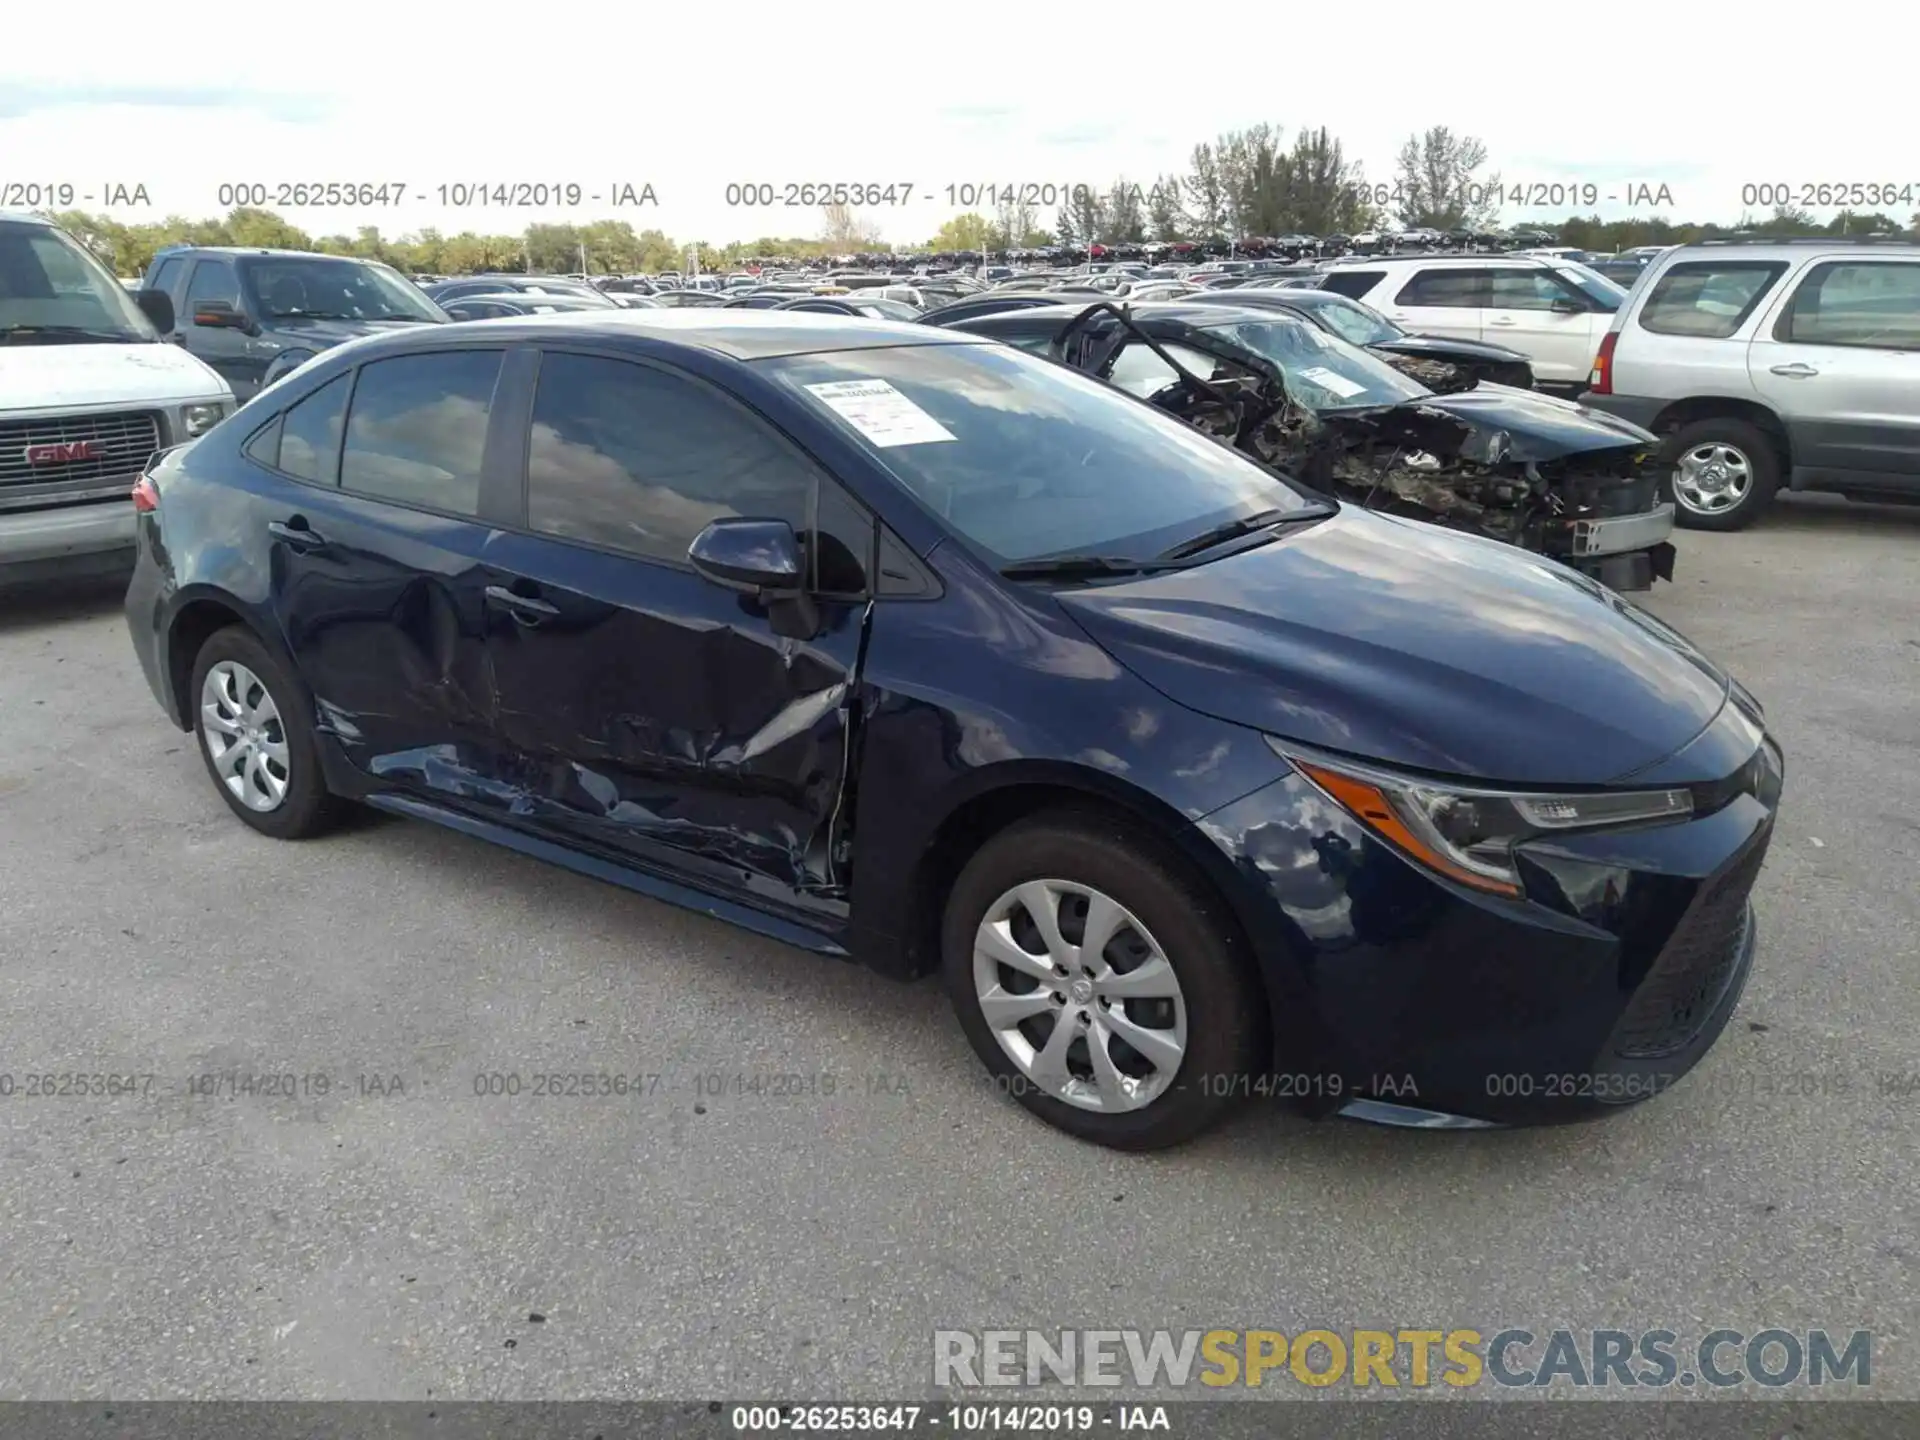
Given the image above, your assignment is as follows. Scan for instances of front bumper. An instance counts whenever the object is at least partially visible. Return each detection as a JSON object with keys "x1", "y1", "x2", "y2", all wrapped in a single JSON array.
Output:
[
  {"x1": 1196, "y1": 739, "x2": 1779, "y2": 1127},
  {"x1": 0, "y1": 498, "x2": 136, "y2": 573},
  {"x1": 1571, "y1": 501, "x2": 1675, "y2": 558}
]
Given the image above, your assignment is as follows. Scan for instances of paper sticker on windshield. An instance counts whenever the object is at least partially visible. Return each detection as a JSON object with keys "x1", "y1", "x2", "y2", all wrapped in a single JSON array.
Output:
[
  {"x1": 805, "y1": 379, "x2": 956, "y2": 447},
  {"x1": 1299, "y1": 366, "x2": 1367, "y2": 400}
]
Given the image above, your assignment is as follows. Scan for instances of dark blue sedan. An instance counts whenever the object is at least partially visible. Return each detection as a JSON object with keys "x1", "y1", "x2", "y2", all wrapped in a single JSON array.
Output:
[{"x1": 123, "y1": 309, "x2": 1782, "y2": 1149}]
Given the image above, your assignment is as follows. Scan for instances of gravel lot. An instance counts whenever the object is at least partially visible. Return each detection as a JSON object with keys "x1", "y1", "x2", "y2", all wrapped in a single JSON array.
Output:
[{"x1": 1, "y1": 494, "x2": 1915, "y2": 1402}]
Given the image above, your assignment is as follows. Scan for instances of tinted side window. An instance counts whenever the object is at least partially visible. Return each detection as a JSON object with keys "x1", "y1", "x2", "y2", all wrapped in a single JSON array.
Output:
[
  {"x1": 1638, "y1": 262, "x2": 1786, "y2": 339},
  {"x1": 147, "y1": 257, "x2": 183, "y2": 298},
  {"x1": 1488, "y1": 271, "x2": 1570, "y2": 311},
  {"x1": 1778, "y1": 261, "x2": 1920, "y2": 349},
  {"x1": 1316, "y1": 269, "x2": 1385, "y2": 299},
  {"x1": 813, "y1": 480, "x2": 874, "y2": 596},
  {"x1": 279, "y1": 373, "x2": 352, "y2": 483},
  {"x1": 1395, "y1": 269, "x2": 1490, "y2": 307},
  {"x1": 525, "y1": 352, "x2": 811, "y2": 564},
  {"x1": 339, "y1": 351, "x2": 502, "y2": 514},
  {"x1": 184, "y1": 259, "x2": 240, "y2": 312}
]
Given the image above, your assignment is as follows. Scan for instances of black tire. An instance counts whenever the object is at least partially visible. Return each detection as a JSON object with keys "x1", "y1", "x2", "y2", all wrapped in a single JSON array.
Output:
[
  {"x1": 189, "y1": 625, "x2": 340, "y2": 839},
  {"x1": 1662, "y1": 417, "x2": 1781, "y2": 532},
  {"x1": 942, "y1": 811, "x2": 1264, "y2": 1151}
]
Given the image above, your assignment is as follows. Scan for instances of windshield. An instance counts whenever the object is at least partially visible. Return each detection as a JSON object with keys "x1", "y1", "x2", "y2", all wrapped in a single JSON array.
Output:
[
  {"x1": 1554, "y1": 264, "x2": 1628, "y2": 312},
  {"x1": 762, "y1": 342, "x2": 1324, "y2": 565},
  {"x1": 242, "y1": 257, "x2": 447, "y2": 322},
  {"x1": 1297, "y1": 293, "x2": 1400, "y2": 346},
  {"x1": 0, "y1": 220, "x2": 158, "y2": 341},
  {"x1": 1201, "y1": 318, "x2": 1430, "y2": 409}
]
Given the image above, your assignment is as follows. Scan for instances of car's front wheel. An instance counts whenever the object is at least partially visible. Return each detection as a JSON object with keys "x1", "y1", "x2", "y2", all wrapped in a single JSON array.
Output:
[
  {"x1": 1664, "y1": 418, "x2": 1781, "y2": 531},
  {"x1": 190, "y1": 626, "x2": 340, "y2": 839},
  {"x1": 942, "y1": 812, "x2": 1264, "y2": 1150}
]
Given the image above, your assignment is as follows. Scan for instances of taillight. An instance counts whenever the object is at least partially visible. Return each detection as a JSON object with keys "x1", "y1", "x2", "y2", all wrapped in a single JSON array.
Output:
[
  {"x1": 1589, "y1": 330, "x2": 1619, "y2": 394},
  {"x1": 131, "y1": 474, "x2": 159, "y2": 513}
]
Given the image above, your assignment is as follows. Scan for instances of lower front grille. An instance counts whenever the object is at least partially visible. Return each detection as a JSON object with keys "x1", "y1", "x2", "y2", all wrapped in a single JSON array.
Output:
[
  {"x1": 1613, "y1": 839, "x2": 1768, "y2": 1060},
  {"x1": 0, "y1": 410, "x2": 163, "y2": 501}
]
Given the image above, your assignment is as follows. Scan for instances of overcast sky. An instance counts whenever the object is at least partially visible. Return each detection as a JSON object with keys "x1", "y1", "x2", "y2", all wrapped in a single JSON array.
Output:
[{"x1": 3, "y1": 3, "x2": 1907, "y2": 245}]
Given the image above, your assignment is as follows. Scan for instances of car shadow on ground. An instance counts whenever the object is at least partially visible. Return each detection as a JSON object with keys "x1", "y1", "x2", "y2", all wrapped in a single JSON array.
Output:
[
  {"x1": 1757, "y1": 492, "x2": 1920, "y2": 533},
  {"x1": 0, "y1": 573, "x2": 131, "y2": 634},
  {"x1": 350, "y1": 809, "x2": 1666, "y2": 1178}
]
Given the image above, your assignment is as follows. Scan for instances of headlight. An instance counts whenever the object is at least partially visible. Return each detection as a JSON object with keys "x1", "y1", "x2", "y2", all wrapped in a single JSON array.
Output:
[
  {"x1": 181, "y1": 401, "x2": 228, "y2": 437},
  {"x1": 1270, "y1": 739, "x2": 1692, "y2": 898}
]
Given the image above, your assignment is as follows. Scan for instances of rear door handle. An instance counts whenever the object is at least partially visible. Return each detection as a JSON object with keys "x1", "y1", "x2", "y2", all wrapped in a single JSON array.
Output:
[
  {"x1": 267, "y1": 519, "x2": 326, "y2": 550},
  {"x1": 1769, "y1": 362, "x2": 1818, "y2": 377},
  {"x1": 485, "y1": 584, "x2": 559, "y2": 620}
]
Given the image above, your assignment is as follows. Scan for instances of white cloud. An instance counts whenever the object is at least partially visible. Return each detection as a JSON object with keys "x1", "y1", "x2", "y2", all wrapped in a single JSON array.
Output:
[{"x1": 2, "y1": 1, "x2": 1909, "y2": 245}]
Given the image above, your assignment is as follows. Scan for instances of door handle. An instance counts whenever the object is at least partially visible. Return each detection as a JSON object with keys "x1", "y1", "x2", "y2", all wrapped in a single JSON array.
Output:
[
  {"x1": 1769, "y1": 362, "x2": 1818, "y2": 377},
  {"x1": 484, "y1": 584, "x2": 559, "y2": 621},
  {"x1": 1487, "y1": 316, "x2": 1516, "y2": 326},
  {"x1": 267, "y1": 518, "x2": 326, "y2": 550}
]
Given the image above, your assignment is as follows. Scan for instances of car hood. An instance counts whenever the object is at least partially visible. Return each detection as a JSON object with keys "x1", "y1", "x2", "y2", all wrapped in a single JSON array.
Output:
[
  {"x1": 1056, "y1": 506, "x2": 1731, "y2": 786},
  {"x1": 0, "y1": 341, "x2": 232, "y2": 411},
  {"x1": 1369, "y1": 332, "x2": 1532, "y2": 366},
  {"x1": 1343, "y1": 385, "x2": 1659, "y2": 461},
  {"x1": 267, "y1": 316, "x2": 444, "y2": 349}
]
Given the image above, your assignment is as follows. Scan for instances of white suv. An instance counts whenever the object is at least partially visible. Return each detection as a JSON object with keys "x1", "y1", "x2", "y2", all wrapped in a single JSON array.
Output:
[
  {"x1": 1312, "y1": 254, "x2": 1628, "y2": 391},
  {"x1": 1582, "y1": 238, "x2": 1920, "y2": 529}
]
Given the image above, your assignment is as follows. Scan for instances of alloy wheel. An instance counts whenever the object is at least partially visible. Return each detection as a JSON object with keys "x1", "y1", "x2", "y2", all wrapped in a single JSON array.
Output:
[
  {"x1": 200, "y1": 661, "x2": 291, "y2": 813},
  {"x1": 1673, "y1": 442, "x2": 1753, "y2": 517},
  {"x1": 972, "y1": 879, "x2": 1189, "y2": 1113}
]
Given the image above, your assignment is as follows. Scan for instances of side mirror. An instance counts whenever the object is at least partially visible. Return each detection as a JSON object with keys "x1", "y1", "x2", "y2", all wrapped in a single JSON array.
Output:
[
  {"x1": 135, "y1": 289, "x2": 175, "y2": 333},
  {"x1": 193, "y1": 299, "x2": 251, "y2": 330},
  {"x1": 688, "y1": 517, "x2": 804, "y2": 594},
  {"x1": 1551, "y1": 296, "x2": 1585, "y2": 315}
]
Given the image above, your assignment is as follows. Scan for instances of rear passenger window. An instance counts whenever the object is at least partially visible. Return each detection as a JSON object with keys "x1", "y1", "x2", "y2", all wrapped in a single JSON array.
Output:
[
  {"x1": 339, "y1": 351, "x2": 502, "y2": 515},
  {"x1": 1638, "y1": 262, "x2": 1786, "y2": 339},
  {"x1": 279, "y1": 373, "x2": 351, "y2": 483},
  {"x1": 525, "y1": 352, "x2": 812, "y2": 564},
  {"x1": 1778, "y1": 261, "x2": 1920, "y2": 349},
  {"x1": 1313, "y1": 270, "x2": 1383, "y2": 299},
  {"x1": 1395, "y1": 270, "x2": 1490, "y2": 307}
]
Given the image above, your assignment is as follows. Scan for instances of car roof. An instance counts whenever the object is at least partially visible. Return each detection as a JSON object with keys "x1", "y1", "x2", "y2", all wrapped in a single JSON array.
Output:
[
  {"x1": 375, "y1": 307, "x2": 992, "y2": 360},
  {"x1": 958, "y1": 300, "x2": 1300, "y2": 332},
  {"x1": 446, "y1": 292, "x2": 604, "y2": 307},
  {"x1": 156, "y1": 246, "x2": 378, "y2": 262}
]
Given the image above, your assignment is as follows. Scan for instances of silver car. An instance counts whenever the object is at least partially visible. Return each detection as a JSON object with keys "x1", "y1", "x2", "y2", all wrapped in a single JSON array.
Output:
[{"x1": 1581, "y1": 238, "x2": 1920, "y2": 529}]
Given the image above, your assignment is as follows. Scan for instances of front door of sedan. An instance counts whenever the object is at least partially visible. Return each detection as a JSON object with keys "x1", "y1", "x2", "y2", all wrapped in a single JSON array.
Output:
[
  {"x1": 1748, "y1": 257, "x2": 1920, "y2": 488},
  {"x1": 249, "y1": 348, "x2": 512, "y2": 796},
  {"x1": 476, "y1": 347, "x2": 879, "y2": 920}
]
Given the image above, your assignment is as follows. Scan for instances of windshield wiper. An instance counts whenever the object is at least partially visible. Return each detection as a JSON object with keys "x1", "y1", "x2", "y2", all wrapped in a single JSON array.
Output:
[
  {"x1": 999, "y1": 554, "x2": 1188, "y2": 580},
  {"x1": 1, "y1": 325, "x2": 141, "y2": 345},
  {"x1": 1156, "y1": 506, "x2": 1328, "y2": 561}
]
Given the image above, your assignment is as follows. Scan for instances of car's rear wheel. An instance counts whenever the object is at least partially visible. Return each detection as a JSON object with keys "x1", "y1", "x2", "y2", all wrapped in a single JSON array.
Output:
[
  {"x1": 1664, "y1": 418, "x2": 1780, "y2": 531},
  {"x1": 942, "y1": 813, "x2": 1263, "y2": 1150},
  {"x1": 190, "y1": 626, "x2": 339, "y2": 839}
]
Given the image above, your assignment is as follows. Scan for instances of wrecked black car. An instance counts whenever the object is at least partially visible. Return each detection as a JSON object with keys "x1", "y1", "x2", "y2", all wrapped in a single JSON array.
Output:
[
  {"x1": 945, "y1": 301, "x2": 1677, "y2": 590},
  {"x1": 1176, "y1": 286, "x2": 1537, "y2": 393}
]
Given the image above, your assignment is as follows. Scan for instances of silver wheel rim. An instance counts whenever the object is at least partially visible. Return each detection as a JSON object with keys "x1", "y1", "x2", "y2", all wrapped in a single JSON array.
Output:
[
  {"x1": 972, "y1": 879, "x2": 1189, "y2": 1113},
  {"x1": 200, "y1": 661, "x2": 291, "y2": 813},
  {"x1": 1673, "y1": 442, "x2": 1753, "y2": 516}
]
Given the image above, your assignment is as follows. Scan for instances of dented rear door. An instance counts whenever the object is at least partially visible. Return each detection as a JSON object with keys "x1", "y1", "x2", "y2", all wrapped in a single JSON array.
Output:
[
  {"x1": 268, "y1": 347, "x2": 513, "y2": 792},
  {"x1": 475, "y1": 348, "x2": 872, "y2": 920}
]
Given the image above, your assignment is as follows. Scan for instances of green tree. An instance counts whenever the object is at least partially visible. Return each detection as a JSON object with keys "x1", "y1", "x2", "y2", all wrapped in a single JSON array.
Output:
[{"x1": 1393, "y1": 126, "x2": 1500, "y2": 228}]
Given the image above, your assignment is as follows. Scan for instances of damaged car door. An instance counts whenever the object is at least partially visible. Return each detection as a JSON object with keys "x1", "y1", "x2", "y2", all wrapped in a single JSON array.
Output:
[
  {"x1": 263, "y1": 350, "x2": 508, "y2": 787},
  {"x1": 475, "y1": 347, "x2": 873, "y2": 921}
]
